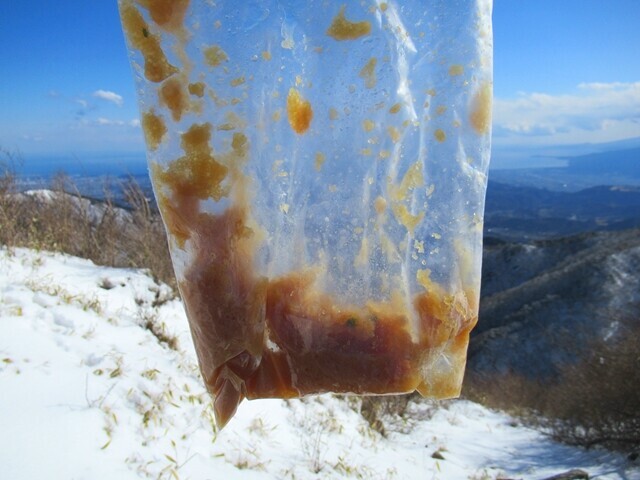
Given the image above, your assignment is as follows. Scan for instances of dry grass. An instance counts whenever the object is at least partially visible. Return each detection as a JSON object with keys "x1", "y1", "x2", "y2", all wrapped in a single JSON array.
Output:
[
  {"x1": 0, "y1": 151, "x2": 176, "y2": 291},
  {"x1": 356, "y1": 393, "x2": 442, "y2": 437}
]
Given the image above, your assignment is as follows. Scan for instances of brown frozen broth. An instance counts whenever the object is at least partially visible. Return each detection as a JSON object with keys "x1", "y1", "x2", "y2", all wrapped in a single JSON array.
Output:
[
  {"x1": 154, "y1": 156, "x2": 476, "y2": 425},
  {"x1": 148, "y1": 119, "x2": 477, "y2": 426},
  {"x1": 123, "y1": 0, "x2": 482, "y2": 428}
]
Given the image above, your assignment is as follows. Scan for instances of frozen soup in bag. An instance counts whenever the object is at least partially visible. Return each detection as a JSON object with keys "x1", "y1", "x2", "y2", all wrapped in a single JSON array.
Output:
[{"x1": 119, "y1": 0, "x2": 493, "y2": 428}]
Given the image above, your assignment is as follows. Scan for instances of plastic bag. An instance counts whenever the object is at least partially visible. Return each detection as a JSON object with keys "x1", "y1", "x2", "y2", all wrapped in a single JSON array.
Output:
[{"x1": 119, "y1": 0, "x2": 493, "y2": 428}]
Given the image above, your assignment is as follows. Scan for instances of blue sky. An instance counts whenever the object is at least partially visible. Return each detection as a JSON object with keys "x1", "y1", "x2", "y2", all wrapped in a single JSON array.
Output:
[{"x1": 0, "y1": 1, "x2": 639, "y2": 164}]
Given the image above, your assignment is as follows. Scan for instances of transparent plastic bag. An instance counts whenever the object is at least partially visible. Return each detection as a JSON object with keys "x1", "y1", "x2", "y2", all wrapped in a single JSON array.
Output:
[{"x1": 119, "y1": 0, "x2": 493, "y2": 428}]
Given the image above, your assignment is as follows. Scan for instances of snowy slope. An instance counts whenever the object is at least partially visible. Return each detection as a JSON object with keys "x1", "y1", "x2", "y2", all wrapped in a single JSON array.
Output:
[{"x1": 0, "y1": 247, "x2": 637, "y2": 480}]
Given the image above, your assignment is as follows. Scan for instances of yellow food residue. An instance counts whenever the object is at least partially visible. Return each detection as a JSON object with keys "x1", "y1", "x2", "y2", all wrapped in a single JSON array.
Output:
[
  {"x1": 388, "y1": 161, "x2": 425, "y2": 234},
  {"x1": 434, "y1": 129, "x2": 446, "y2": 142},
  {"x1": 119, "y1": 2, "x2": 177, "y2": 83},
  {"x1": 135, "y1": 0, "x2": 189, "y2": 34},
  {"x1": 392, "y1": 204, "x2": 424, "y2": 234},
  {"x1": 315, "y1": 152, "x2": 326, "y2": 171},
  {"x1": 141, "y1": 110, "x2": 167, "y2": 151},
  {"x1": 231, "y1": 132, "x2": 248, "y2": 157},
  {"x1": 374, "y1": 196, "x2": 387, "y2": 214},
  {"x1": 286, "y1": 88, "x2": 313, "y2": 135},
  {"x1": 354, "y1": 237, "x2": 369, "y2": 268},
  {"x1": 327, "y1": 5, "x2": 371, "y2": 41},
  {"x1": 389, "y1": 103, "x2": 401, "y2": 114},
  {"x1": 188, "y1": 82, "x2": 205, "y2": 97},
  {"x1": 470, "y1": 82, "x2": 492, "y2": 134},
  {"x1": 392, "y1": 162, "x2": 425, "y2": 198},
  {"x1": 449, "y1": 64, "x2": 464, "y2": 76},
  {"x1": 154, "y1": 123, "x2": 228, "y2": 203},
  {"x1": 159, "y1": 76, "x2": 189, "y2": 121},
  {"x1": 359, "y1": 58, "x2": 377, "y2": 89},
  {"x1": 387, "y1": 126, "x2": 401, "y2": 143},
  {"x1": 204, "y1": 45, "x2": 228, "y2": 67},
  {"x1": 417, "y1": 268, "x2": 435, "y2": 291}
]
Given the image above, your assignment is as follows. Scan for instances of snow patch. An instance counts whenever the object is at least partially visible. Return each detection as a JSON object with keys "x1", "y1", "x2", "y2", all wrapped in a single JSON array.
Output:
[{"x1": 0, "y1": 247, "x2": 637, "y2": 479}]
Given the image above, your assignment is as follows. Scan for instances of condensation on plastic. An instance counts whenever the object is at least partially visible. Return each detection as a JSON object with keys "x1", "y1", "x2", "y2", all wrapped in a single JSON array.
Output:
[{"x1": 119, "y1": 0, "x2": 493, "y2": 428}]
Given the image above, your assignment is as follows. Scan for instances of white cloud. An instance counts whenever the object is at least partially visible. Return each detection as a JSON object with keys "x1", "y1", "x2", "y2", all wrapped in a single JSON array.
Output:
[
  {"x1": 93, "y1": 90, "x2": 124, "y2": 107},
  {"x1": 95, "y1": 117, "x2": 141, "y2": 128},
  {"x1": 96, "y1": 117, "x2": 125, "y2": 126},
  {"x1": 22, "y1": 134, "x2": 44, "y2": 142},
  {"x1": 577, "y1": 82, "x2": 633, "y2": 91},
  {"x1": 493, "y1": 82, "x2": 640, "y2": 146}
]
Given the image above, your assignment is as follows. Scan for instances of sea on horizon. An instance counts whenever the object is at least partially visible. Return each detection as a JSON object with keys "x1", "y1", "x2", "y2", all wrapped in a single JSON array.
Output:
[
  {"x1": 10, "y1": 152, "x2": 148, "y2": 178},
  {"x1": 6, "y1": 152, "x2": 152, "y2": 205}
]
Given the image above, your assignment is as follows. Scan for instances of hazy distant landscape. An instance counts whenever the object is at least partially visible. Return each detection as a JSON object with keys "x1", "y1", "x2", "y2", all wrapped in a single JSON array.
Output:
[
  {"x1": 11, "y1": 140, "x2": 640, "y2": 242},
  {"x1": 491, "y1": 140, "x2": 640, "y2": 191}
]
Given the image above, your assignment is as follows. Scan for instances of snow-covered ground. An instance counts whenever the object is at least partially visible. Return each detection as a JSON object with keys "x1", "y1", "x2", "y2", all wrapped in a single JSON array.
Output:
[{"x1": 0, "y1": 247, "x2": 637, "y2": 480}]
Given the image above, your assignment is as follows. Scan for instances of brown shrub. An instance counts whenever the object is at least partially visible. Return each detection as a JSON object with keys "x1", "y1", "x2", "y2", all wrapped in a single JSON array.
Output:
[
  {"x1": 463, "y1": 321, "x2": 640, "y2": 452},
  {"x1": 547, "y1": 323, "x2": 640, "y2": 450},
  {"x1": 0, "y1": 162, "x2": 176, "y2": 292},
  {"x1": 358, "y1": 393, "x2": 437, "y2": 436}
]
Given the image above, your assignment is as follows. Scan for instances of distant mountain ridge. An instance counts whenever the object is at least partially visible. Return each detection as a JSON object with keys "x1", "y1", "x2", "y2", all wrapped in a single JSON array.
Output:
[
  {"x1": 15, "y1": 168, "x2": 640, "y2": 242},
  {"x1": 485, "y1": 181, "x2": 640, "y2": 240},
  {"x1": 565, "y1": 147, "x2": 640, "y2": 177},
  {"x1": 489, "y1": 145, "x2": 640, "y2": 192},
  {"x1": 469, "y1": 228, "x2": 640, "y2": 379}
]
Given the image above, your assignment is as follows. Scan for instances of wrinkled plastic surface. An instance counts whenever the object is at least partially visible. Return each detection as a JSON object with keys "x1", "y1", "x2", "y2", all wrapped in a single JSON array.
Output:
[{"x1": 119, "y1": 0, "x2": 493, "y2": 428}]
